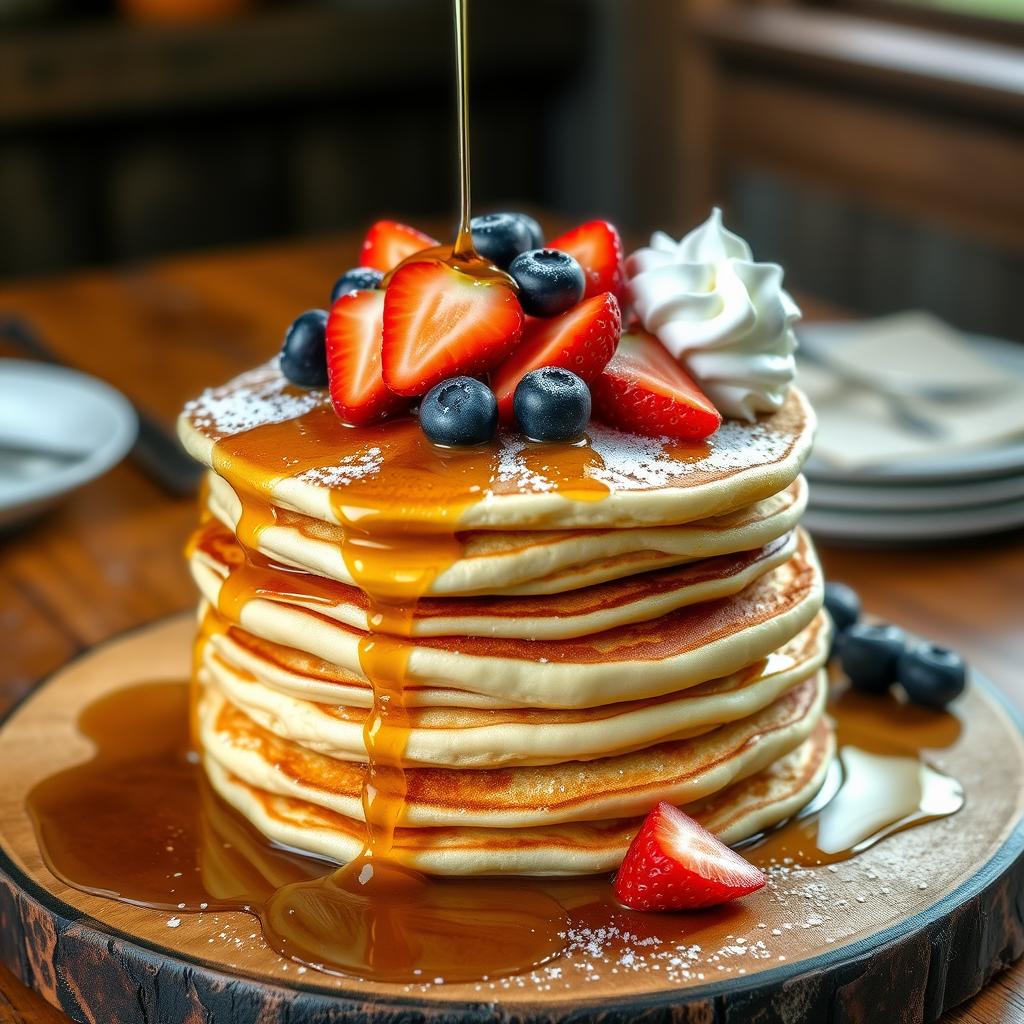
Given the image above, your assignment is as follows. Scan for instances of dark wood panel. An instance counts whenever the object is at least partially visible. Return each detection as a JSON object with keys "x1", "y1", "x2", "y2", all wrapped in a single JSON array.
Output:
[
  {"x1": 690, "y1": 6, "x2": 1024, "y2": 119},
  {"x1": 0, "y1": 3, "x2": 587, "y2": 125},
  {"x1": 719, "y1": 73, "x2": 1024, "y2": 251}
]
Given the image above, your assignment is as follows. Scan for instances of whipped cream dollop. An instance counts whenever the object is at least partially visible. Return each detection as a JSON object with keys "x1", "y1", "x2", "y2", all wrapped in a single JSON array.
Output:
[{"x1": 626, "y1": 208, "x2": 800, "y2": 421}]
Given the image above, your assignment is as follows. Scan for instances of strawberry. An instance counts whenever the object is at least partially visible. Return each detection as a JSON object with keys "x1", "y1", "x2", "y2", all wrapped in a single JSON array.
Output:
[
  {"x1": 360, "y1": 220, "x2": 438, "y2": 273},
  {"x1": 325, "y1": 290, "x2": 407, "y2": 425},
  {"x1": 382, "y1": 261, "x2": 523, "y2": 397},
  {"x1": 491, "y1": 292, "x2": 622, "y2": 423},
  {"x1": 591, "y1": 332, "x2": 722, "y2": 441},
  {"x1": 547, "y1": 220, "x2": 625, "y2": 301},
  {"x1": 615, "y1": 801, "x2": 766, "y2": 912}
]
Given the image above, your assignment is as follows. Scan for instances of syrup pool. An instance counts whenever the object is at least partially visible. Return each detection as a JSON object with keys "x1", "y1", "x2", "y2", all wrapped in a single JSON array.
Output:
[{"x1": 27, "y1": 678, "x2": 965, "y2": 985}]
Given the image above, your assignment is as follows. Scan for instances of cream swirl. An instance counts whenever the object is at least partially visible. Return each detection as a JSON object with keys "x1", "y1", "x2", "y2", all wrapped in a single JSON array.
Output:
[{"x1": 626, "y1": 208, "x2": 800, "y2": 421}]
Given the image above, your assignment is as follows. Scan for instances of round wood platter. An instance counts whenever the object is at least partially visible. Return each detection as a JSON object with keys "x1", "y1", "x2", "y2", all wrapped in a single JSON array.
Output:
[{"x1": 1, "y1": 614, "x2": 1023, "y2": 1024}]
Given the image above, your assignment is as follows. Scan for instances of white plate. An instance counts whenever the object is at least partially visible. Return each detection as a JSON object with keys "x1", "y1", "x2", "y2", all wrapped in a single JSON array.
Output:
[
  {"x1": 804, "y1": 495, "x2": 1024, "y2": 544},
  {"x1": 0, "y1": 360, "x2": 138, "y2": 530},
  {"x1": 808, "y1": 470, "x2": 1024, "y2": 512},
  {"x1": 801, "y1": 326, "x2": 1024, "y2": 484}
]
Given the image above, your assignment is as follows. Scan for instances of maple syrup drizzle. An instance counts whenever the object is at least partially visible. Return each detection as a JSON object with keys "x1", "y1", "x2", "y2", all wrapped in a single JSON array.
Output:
[
  {"x1": 189, "y1": 0, "x2": 605, "y2": 956},
  {"x1": 383, "y1": 0, "x2": 514, "y2": 289},
  {"x1": 452, "y1": 0, "x2": 474, "y2": 261}
]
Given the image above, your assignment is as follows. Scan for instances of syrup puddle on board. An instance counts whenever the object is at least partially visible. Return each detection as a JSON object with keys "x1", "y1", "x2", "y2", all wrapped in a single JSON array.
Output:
[
  {"x1": 740, "y1": 688, "x2": 965, "y2": 868},
  {"x1": 27, "y1": 680, "x2": 965, "y2": 984}
]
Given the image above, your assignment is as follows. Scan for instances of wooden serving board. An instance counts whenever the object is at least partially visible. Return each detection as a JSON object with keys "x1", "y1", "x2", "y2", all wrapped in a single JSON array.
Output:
[{"x1": 1, "y1": 614, "x2": 1023, "y2": 1024}]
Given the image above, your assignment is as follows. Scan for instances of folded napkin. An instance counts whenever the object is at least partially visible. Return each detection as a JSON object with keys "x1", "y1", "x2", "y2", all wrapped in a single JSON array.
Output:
[{"x1": 797, "y1": 312, "x2": 1024, "y2": 470}]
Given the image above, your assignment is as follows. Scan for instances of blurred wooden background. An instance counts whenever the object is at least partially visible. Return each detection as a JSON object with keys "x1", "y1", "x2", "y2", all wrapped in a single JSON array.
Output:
[{"x1": 0, "y1": 0, "x2": 1022, "y2": 339}]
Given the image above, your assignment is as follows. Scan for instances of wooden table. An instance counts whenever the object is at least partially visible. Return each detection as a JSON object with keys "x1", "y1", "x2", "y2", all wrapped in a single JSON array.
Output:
[{"x1": 0, "y1": 231, "x2": 1021, "y2": 1024}]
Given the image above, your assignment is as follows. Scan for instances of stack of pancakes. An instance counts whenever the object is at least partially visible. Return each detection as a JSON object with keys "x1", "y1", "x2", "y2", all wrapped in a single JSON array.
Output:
[{"x1": 179, "y1": 363, "x2": 832, "y2": 875}]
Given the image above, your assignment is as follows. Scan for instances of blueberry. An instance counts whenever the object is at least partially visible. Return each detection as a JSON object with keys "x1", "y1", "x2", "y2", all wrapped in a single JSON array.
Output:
[
  {"x1": 331, "y1": 266, "x2": 384, "y2": 304},
  {"x1": 898, "y1": 642, "x2": 967, "y2": 709},
  {"x1": 419, "y1": 377, "x2": 497, "y2": 447},
  {"x1": 470, "y1": 213, "x2": 533, "y2": 269},
  {"x1": 823, "y1": 581, "x2": 861, "y2": 657},
  {"x1": 514, "y1": 367, "x2": 591, "y2": 442},
  {"x1": 509, "y1": 249, "x2": 585, "y2": 318},
  {"x1": 513, "y1": 212, "x2": 545, "y2": 249},
  {"x1": 280, "y1": 310, "x2": 329, "y2": 388},
  {"x1": 839, "y1": 623, "x2": 907, "y2": 694}
]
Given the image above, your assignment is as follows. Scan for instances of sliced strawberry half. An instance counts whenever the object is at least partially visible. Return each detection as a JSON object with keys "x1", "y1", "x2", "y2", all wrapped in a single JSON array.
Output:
[
  {"x1": 382, "y1": 261, "x2": 524, "y2": 397},
  {"x1": 360, "y1": 220, "x2": 438, "y2": 273},
  {"x1": 491, "y1": 292, "x2": 622, "y2": 423},
  {"x1": 591, "y1": 332, "x2": 722, "y2": 441},
  {"x1": 547, "y1": 220, "x2": 625, "y2": 301},
  {"x1": 325, "y1": 290, "x2": 407, "y2": 426},
  {"x1": 615, "y1": 802, "x2": 766, "y2": 912}
]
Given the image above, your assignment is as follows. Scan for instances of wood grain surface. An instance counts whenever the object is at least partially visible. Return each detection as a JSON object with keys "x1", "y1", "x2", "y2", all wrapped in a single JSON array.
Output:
[{"x1": 0, "y1": 228, "x2": 1022, "y2": 1022}]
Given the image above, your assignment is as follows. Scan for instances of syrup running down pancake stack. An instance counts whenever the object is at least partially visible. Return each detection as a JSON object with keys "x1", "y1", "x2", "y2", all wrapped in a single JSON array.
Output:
[{"x1": 178, "y1": 362, "x2": 831, "y2": 876}]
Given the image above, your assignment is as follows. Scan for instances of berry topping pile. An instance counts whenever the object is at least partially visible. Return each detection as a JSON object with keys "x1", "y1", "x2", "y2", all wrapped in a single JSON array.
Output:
[
  {"x1": 278, "y1": 213, "x2": 724, "y2": 446},
  {"x1": 824, "y1": 581, "x2": 968, "y2": 709}
]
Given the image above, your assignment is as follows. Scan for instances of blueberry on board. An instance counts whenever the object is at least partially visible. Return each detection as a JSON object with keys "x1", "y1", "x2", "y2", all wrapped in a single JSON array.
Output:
[
  {"x1": 898, "y1": 642, "x2": 967, "y2": 709},
  {"x1": 331, "y1": 267, "x2": 384, "y2": 304},
  {"x1": 508, "y1": 249, "x2": 586, "y2": 318},
  {"x1": 513, "y1": 367, "x2": 591, "y2": 443},
  {"x1": 419, "y1": 376, "x2": 498, "y2": 447},
  {"x1": 280, "y1": 310, "x2": 329, "y2": 388},
  {"x1": 823, "y1": 580, "x2": 862, "y2": 657},
  {"x1": 470, "y1": 213, "x2": 534, "y2": 269},
  {"x1": 839, "y1": 622, "x2": 907, "y2": 694}
]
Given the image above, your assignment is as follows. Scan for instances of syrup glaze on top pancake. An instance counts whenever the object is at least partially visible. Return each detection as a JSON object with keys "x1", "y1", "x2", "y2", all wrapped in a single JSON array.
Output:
[{"x1": 179, "y1": 362, "x2": 815, "y2": 533}]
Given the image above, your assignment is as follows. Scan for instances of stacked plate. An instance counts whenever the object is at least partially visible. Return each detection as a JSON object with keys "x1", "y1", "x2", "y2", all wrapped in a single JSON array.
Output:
[{"x1": 799, "y1": 324, "x2": 1024, "y2": 544}]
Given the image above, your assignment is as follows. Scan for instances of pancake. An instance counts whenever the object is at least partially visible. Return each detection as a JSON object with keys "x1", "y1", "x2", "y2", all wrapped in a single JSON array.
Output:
[
  {"x1": 202, "y1": 716, "x2": 834, "y2": 876},
  {"x1": 199, "y1": 670, "x2": 826, "y2": 829},
  {"x1": 203, "y1": 472, "x2": 808, "y2": 597},
  {"x1": 181, "y1": 361, "x2": 830, "y2": 879},
  {"x1": 201, "y1": 613, "x2": 829, "y2": 767},
  {"x1": 191, "y1": 519, "x2": 799, "y2": 640},
  {"x1": 192, "y1": 529, "x2": 823, "y2": 709},
  {"x1": 179, "y1": 362, "x2": 815, "y2": 532}
]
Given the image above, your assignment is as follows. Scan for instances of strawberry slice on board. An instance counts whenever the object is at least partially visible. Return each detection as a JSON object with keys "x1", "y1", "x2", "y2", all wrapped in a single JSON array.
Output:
[
  {"x1": 615, "y1": 801, "x2": 766, "y2": 912},
  {"x1": 491, "y1": 292, "x2": 622, "y2": 423},
  {"x1": 382, "y1": 261, "x2": 524, "y2": 397},
  {"x1": 325, "y1": 290, "x2": 408, "y2": 426},
  {"x1": 547, "y1": 220, "x2": 625, "y2": 302},
  {"x1": 591, "y1": 332, "x2": 722, "y2": 441},
  {"x1": 360, "y1": 220, "x2": 439, "y2": 273}
]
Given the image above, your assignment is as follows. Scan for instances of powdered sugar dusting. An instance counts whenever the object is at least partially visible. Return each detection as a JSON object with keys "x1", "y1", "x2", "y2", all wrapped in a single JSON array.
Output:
[
  {"x1": 185, "y1": 361, "x2": 325, "y2": 438},
  {"x1": 495, "y1": 436, "x2": 557, "y2": 493},
  {"x1": 297, "y1": 447, "x2": 384, "y2": 488},
  {"x1": 587, "y1": 421, "x2": 791, "y2": 490},
  {"x1": 186, "y1": 362, "x2": 798, "y2": 498},
  {"x1": 388, "y1": 850, "x2": 946, "y2": 996},
  {"x1": 493, "y1": 420, "x2": 793, "y2": 495}
]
